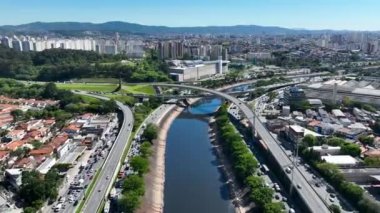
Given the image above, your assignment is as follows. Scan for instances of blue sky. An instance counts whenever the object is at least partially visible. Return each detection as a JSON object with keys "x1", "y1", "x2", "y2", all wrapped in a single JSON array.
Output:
[{"x1": 1, "y1": 0, "x2": 379, "y2": 30}]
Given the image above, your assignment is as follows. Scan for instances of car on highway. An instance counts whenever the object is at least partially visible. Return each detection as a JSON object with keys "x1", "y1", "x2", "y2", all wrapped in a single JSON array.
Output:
[
  {"x1": 273, "y1": 183, "x2": 281, "y2": 191},
  {"x1": 68, "y1": 195, "x2": 74, "y2": 203},
  {"x1": 329, "y1": 197, "x2": 335, "y2": 203},
  {"x1": 296, "y1": 184, "x2": 302, "y2": 189},
  {"x1": 58, "y1": 197, "x2": 66, "y2": 203},
  {"x1": 54, "y1": 203, "x2": 62, "y2": 212},
  {"x1": 285, "y1": 167, "x2": 292, "y2": 174}
]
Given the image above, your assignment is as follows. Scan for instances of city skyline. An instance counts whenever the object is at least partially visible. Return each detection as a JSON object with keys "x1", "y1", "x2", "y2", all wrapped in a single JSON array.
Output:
[{"x1": 0, "y1": 0, "x2": 380, "y2": 31}]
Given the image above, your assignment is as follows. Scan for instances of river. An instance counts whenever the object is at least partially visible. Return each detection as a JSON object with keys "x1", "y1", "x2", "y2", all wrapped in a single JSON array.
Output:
[{"x1": 163, "y1": 98, "x2": 235, "y2": 213}]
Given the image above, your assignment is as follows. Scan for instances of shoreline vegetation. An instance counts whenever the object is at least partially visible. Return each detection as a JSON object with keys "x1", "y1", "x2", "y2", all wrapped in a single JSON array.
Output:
[
  {"x1": 209, "y1": 119, "x2": 248, "y2": 213},
  {"x1": 137, "y1": 105, "x2": 180, "y2": 213},
  {"x1": 213, "y1": 103, "x2": 285, "y2": 213}
]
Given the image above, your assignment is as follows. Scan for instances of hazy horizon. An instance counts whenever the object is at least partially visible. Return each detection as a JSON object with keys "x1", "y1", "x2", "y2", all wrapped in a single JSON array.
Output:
[
  {"x1": 0, "y1": 0, "x2": 379, "y2": 31},
  {"x1": 0, "y1": 20, "x2": 378, "y2": 33}
]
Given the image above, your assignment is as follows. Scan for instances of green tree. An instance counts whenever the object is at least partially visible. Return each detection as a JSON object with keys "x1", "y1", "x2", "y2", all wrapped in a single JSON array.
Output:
[
  {"x1": 19, "y1": 171, "x2": 46, "y2": 209},
  {"x1": 23, "y1": 207, "x2": 37, "y2": 213},
  {"x1": 31, "y1": 140, "x2": 43, "y2": 149},
  {"x1": 142, "y1": 123, "x2": 158, "y2": 142},
  {"x1": 329, "y1": 204, "x2": 341, "y2": 213},
  {"x1": 302, "y1": 134, "x2": 317, "y2": 147},
  {"x1": 0, "y1": 129, "x2": 9, "y2": 137},
  {"x1": 216, "y1": 114, "x2": 229, "y2": 126},
  {"x1": 359, "y1": 135, "x2": 374, "y2": 146},
  {"x1": 267, "y1": 91, "x2": 278, "y2": 102},
  {"x1": 140, "y1": 141, "x2": 152, "y2": 158},
  {"x1": 118, "y1": 191, "x2": 141, "y2": 213},
  {"x1": 19, "y1": 169, "x2": 60, "y2": 210},
  {"x1": 339, "y1": 181, "x2": 364, "y2": 202},
  {"x1": 234, "y1": 152, "x2": 258, "y2": 180},
  {"x1": 10, "y1": 147, "x2": 30, "y2": 158},
  {"x1": 130, "y1": 156, "x2": 149, "y2": 175},
  {"x1": 341, "y1": 143, "x2": 361, "y2": 157},
  {"x1": 327, "y1": 137, "x2": 346, "y2": 146},
  {"x1": 290, "y1": 100, "x2": 311, "y2": 112},
  {"x1": 11, "y1": 109, "x2": 24, "y2": 121},
  {"x1": 264, "y1": 202, "x2": 285, "y2": 213},
  {"x1": 316, "y1": 163, "x2": 344, "y2": 186},
  {"x1": 250, "y1": 187, "x2": 274, "y2": 207},
  {"x1": 342, "y1": 96, "x2": 352, "y2": 107},
  {"x1": 364, "y1": 157, "x2": 380, "y2": 166},
  {"x1": 44, "y1": 169, "x2": 60, "y2": 201},
  {"x1": 42, "y1": 82, "x2": 59, "y2": 99},
  {"x1": 358, "y1": 197, "x2": 380, "y2": 213},
  {"x1": 246, "y1": 175, "x2": 264, "y2": 189},
  {"x1": 122, "y1": 175, "x2": 145, "y2": 195}
]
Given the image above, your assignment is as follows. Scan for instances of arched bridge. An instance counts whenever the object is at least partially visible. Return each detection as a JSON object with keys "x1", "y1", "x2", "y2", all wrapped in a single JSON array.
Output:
[{"x1": 151, "y1": 83, "x2": 330, "y2": 213}]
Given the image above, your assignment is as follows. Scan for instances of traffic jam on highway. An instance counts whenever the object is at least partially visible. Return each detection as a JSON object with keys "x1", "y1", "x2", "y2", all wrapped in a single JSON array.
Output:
[
  {"x1": 104, "y1": 124, "x2": 147, "y2": 212},
  {"x1": 50, "y1": 128, "x2": 119, "y2": 213}
]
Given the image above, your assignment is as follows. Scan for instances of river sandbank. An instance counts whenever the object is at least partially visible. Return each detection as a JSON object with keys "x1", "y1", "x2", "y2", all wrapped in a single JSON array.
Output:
[{"x1": 136, "y1": 99, "x2": 198, "y2": 213}]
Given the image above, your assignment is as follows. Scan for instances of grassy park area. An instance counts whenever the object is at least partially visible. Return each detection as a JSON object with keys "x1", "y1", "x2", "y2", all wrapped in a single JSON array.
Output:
[
  {"x1": 56, "y1": 83, "x2": 118, "y2": 92},
  {"x1": 56, "y1": 82, "x2": 155, "y2": 95},
  {"x1": 121, "y1": 84, "x2": 155, "y2": 95},
  {"x1": 72, "y1": 78, "x2": 120, "y2": 83}
]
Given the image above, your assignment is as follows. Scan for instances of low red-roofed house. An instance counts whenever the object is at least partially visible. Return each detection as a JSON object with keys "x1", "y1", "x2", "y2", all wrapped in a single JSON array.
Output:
[
  {"x1": 23, "y1": 127, "x2": 50, "y2": 142},
  {"x1": 364, "y1": 149, "x2": 380, "y2": 158},
  {"x1": 0, "y1": 150, "x2": 10, "y2": 162},
  {"x1": 4, "y1": 140, "x2": 26, "y2": 151},
  {"x1": 29, "y1": 146, "x2": 54, "y2": 158},
  {"x1": 50, "y1": 134, "x2": 69, "y2": 150},
  {"x1": 63, "y1": 124, "x2": 81, "y2": 135},
  {"x1": 13, "y1": 156, "x2": 42, "y2": 169},
  {"x1": 307, "y1": 120, "x2": 321, "y2": 128}
]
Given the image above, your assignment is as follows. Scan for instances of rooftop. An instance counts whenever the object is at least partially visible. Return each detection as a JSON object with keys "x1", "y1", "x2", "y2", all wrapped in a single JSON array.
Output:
[
  {"x1": 5, "y1": 168, "x2": 22, "y2": 176},
  {"x1": 321, "y1": 155, "x2": 358, "y2": 165},
  {"x1": 332, "y1": 109, "x2": 345, "y2": 117},
  {"x1": 289, "y1": 125, "x2": 323, "y2": 137}
]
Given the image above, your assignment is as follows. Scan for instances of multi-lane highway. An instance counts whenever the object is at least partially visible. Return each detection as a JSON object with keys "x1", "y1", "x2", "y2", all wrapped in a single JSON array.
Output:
[
  {"x1": 152, "y1": 83, "x2": 330, "y2": 213},
  {"x1": 75, "y1": 92, "x2": 134, "y2": 213}
]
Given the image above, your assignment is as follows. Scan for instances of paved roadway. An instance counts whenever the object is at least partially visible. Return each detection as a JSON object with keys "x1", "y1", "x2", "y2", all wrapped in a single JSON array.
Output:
[
  {"x1": 75, "y1": 92, "x2": 134, "y2": 213},
  {"x1": 212, "y1": 72, "x2": 331, "y2": 89},
  {"x1": 153, "y1": 83, "x2": 330, "y2": 213}
]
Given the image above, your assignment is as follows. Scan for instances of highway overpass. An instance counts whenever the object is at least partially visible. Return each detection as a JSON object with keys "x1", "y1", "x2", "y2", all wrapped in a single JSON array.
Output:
[{"x1": 152, "y1": 83, "x2": 330, "y2": 213}]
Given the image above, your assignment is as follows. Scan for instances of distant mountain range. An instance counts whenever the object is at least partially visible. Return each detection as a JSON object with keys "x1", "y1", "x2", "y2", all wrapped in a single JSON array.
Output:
[{"x1": 0, "y1": 21, "x2": 360, "y2": 35}]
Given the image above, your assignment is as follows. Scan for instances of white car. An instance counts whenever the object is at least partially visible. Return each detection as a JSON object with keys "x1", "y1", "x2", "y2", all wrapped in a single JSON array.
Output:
[
  {"x1": 58, "y1": 197, "x2": 66, "y2": 203},
  {"x1": 68, "y1": 195, "x2": 74, "y2": 203}
]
